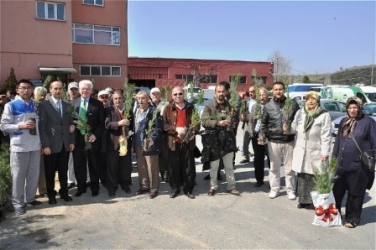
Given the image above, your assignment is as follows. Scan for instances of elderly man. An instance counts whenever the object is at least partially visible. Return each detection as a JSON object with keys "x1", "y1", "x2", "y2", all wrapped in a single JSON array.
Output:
[
  {"x1": 0, "y1": 79, "x2": 43, "y2": 215},
  {"x1": 261, "y1": 81, "x2": 299, "y2": 199},
  {"x1": 240, "y1": 86, "x2": 257, "y2": 163},
  {"x1": 248, "y1": 87, "x2": 270, "y2": 187},
  {"x1": 98, "y1": 89, "x2": 110, "y2": 187},
  {"x1": 150, "y1": 87, "x2": 169, "y2": 182},
  {"x1": 39, "y1": 81, "x2": 75, "y2": 204},
  {"x1": 163, "y1": 86, "x2": 199, "y2": 199},
  {"x1": 67, "y1": 81, "x2": 80, "y2": 189},
  {"x1": 201, "y1": 84, "x2": 240, "y2": 196},
  {"x1": 133, "y1": 91, "x2": 163, "y2": 199},
  {"x1": 71, "y1": 80, "x2": 105, "y2": 197}
]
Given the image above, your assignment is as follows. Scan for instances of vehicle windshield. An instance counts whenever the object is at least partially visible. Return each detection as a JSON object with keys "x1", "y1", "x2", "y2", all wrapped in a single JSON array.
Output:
[
  {"x1": 365, "y1": 93, "x2": 376, "y2": 102},
  {"x1": 288, "y1": 85, "x2": 320, "y2": 92},
  {"x1": 363, "y1": 103, "x2": 376, "y2": 114}
]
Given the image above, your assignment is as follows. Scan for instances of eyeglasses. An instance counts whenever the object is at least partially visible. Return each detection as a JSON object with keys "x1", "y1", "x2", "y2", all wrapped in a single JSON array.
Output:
[
  {"x1": 18, "y1": 87, "x2": 33, "y2": 90},
  {"x1": 173, "y1": 93, "x2": 183, "y2": 96},
  {"x1": 99, "y1": 95, "x2": 109, "y2": 99}
]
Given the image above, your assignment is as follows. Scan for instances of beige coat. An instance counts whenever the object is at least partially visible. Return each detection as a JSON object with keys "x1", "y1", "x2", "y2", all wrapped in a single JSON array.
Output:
[{"x1": 291, "y1": 109, "x2": 332, "y2": 174}]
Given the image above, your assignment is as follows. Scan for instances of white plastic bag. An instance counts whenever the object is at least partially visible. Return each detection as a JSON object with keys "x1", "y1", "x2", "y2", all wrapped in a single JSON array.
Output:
[{"x1": 310, "y1": 191, "x2": 342, "y2": 227}]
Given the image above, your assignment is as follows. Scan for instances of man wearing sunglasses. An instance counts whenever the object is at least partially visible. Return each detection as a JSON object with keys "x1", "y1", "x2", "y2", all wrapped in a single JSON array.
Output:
[{"x1": 163, "y1": 86, "x2": 199, "y2": 199}]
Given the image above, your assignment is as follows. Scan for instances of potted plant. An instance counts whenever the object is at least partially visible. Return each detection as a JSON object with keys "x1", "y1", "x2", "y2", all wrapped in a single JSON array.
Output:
[
  {"x1": 143, "y1": 108, "x2": 159, "y2": 152},
  {"x1": 119, "y1": 80, "x2": 135, "y2": 156},
  {"x1": 310, "y1": 157, "x2": 342, "y2": 227},
  {"x1": 0, "y1": 143, "x2": 11, "y2": 222}
]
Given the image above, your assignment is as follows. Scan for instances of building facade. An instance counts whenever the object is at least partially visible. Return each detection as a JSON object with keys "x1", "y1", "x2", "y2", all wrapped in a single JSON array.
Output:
[
  {"x1": 128, "y1": 57, "x2": 274, "y2": 94},
  {"x1": 0, "y1": 0, "x2": 128, "y2": 90}
]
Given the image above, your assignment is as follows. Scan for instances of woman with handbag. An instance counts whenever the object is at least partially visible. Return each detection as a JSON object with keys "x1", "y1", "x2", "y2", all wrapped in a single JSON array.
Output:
[
  {"x1": 291, "y1": 91, "x2": 332, "y2": 209},
  {"x1": 332, "y1": 97, "x2": 376, "y2": 228}
]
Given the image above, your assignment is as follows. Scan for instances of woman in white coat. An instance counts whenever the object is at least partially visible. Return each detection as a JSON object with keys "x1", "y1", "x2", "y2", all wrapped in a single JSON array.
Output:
[{"x1": 291, "y1": 91, "x2": 332, "y2": 209}]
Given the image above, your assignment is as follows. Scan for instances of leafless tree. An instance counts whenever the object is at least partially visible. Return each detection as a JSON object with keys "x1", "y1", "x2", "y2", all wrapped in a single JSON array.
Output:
[{"x1": 267, "y1": 51, "x2": 292, "y2": 82}]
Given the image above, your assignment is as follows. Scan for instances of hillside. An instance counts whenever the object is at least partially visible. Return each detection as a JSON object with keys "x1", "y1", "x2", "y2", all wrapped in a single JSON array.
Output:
[{"x1": 290, "y1": 64, "x2": 376, "y2": 86}]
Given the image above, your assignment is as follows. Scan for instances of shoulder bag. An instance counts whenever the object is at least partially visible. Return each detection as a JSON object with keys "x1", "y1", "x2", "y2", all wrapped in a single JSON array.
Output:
[{"x1": 350, "y1": 133, "x2": 375, "y2": 172}]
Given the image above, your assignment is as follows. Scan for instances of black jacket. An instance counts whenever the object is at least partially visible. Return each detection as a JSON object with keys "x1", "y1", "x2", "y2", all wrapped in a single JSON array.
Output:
[{"x1": 261, "y1": 97, "x2": 299, "y2": 143}]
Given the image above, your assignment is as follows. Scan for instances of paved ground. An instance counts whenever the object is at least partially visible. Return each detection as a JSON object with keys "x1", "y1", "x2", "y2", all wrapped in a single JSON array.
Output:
[{"x1": 0, "y1": 128, "x2": 375, "y2": 249}]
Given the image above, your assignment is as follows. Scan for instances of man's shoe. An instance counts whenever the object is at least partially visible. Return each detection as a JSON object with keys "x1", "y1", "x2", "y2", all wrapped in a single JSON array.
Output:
[
  {"x1": 15, "y1": 208, "x2": 26, "y2": 216},
  {"x1": 67, "y1": 183, "x2": 76, "y2": 189},
  {"x1": 27, "y1": 200, "x2": 43, "y2": 207},
  {"x1": 123, "y1": 187, "x2": 132, "y2": 194},
  {"x1": 150, "y1": 192, "x2": 158, "y2": 199},
  {"x1": 170, "y1": 190, "x2": 180, "y2": 198},
  {"x1": 240, "y1": 159, "x2": 250, "y2": 164},
  {"x1": 203, "y1": 174, "x2": 210, "y2": 180},
  {"x1": 39, "y1": 192, "x2": 48, "y2": 197},
  {"x1": 297, "y1": 203, "x2": 307, "y2": 209},
  {"x1": 288, "y1": 193, "x2": 296, "y2": 200},
  {"x1": 135, "y1": 189, "x2": 148, "y2": 195},
  {"x1": 227, "y1": 188, "x2": 240, "y2": 195},
  {"x1": 74, "y1": 190, "x2": 86, "y2": 197},
  {"x1": 268, "y1": 190, "x2": 279, "y2": 199},
  {"x1": 207, "y1": 188, "x2": 216, "y2": 196},
  {"x1": 185, "y1": 192, "x2": 195, "y2": 199},
  {"x1": 48, "y1": 197, "x2": 57, "y2": 205},
  {"x1": 254, "y1": 182, "x2": 263, "y2": 187},
  {"x1": 92, "y1": 191, "x2": 99, "y2": 197},
  {"x1": 60, "y1": 194, "x2": 73, "y2": 202},
  {"x1": 108, "y1": 191, "x2": 115, "y2": 197}
]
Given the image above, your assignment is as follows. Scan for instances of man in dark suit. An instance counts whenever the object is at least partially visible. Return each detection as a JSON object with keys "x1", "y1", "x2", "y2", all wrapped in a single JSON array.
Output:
[
  {"x1": 71, "y1": 80, "x2": 105, "y2": 197},
  {"x1": 39, "y1": 80, "x2": 76, "y2": 205}
]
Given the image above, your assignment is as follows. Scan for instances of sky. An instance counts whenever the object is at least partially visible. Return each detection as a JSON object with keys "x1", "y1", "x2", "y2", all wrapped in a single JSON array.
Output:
[{"x1": 128, "y1": 1, "x2": 376, "y2": 75}]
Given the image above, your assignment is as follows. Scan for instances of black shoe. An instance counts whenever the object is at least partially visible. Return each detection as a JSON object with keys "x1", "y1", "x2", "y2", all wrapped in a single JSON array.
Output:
[
  {"x1": 74, "y1": 190, "x2": 86, "y2": 197},
  {"x1": 185, "y1": 192, "x2": 195, "y2": 199},
  {"x1": 92, "y1": 191, "x2": 99, "y2": 197},
  {"x1": 254, "y1": 182, "x2": 263, "y2": 187},
  {"x1": 39, "y1": 192, "x2": 48, "y2": 198},
  {"x1": 170, "y1": 190, "x2": 180, "y2": 198},
  {"x1": 297, "y1": 203, "x2": 306, "y2": 209},
  {"x1": 217, "y1": 173, "x2": 223, "y2": 181},
  {"x1": 60, "y1": 193, "x2": 73, "y2": 202},
  {"x1": 108, "y1": 191, "x2": 115, "y2": 197},
  {"x1": 27, "y1": 200, "x2": 43, "y2": 207},
  {"x1": 240, "y1": 159, "x2": 250, "y2": 164},
  {"x1": 135, "y1": 189, "x2": 149, "y2": 195},
  {"x1": 204, "y1": 174, "x2": 210, "y2": 180},
  {"x1": 48, "y1": 197, "x2": 57, "y2": 205},
  {"x1": 123, "y1": 187, "x2": 132, "y2": 194},
  {"x1": 67, "y1": 183, "x2": 76, "y2": 189},
  {"x1": 150, "y1": 192, "x2": 158, "y2": 199}
]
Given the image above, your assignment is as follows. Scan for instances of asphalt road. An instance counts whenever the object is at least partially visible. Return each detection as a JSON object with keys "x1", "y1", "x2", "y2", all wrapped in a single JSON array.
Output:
[{"x1": 1, "y1": 128, "x2": 375, "y2": 249}]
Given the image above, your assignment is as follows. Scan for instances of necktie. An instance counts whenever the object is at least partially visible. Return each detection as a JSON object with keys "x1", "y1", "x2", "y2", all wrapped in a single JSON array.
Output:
[
  {"x1": 57, "y1": 100, "x2": 62, "y2": 117},
  {"x1": 79, "y1": 99, "x2": 87, "y2": 135}
]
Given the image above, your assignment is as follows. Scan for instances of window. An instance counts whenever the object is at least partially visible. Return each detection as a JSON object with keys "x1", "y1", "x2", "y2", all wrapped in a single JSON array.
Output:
[
  {"x1": 200, "y1": 75, "x2": 217, "y2": 84},
  {"x1": 80, "y1": 65, "x2": 121, "y2": 76},
  {"x1": 229, "y1": 75, "x2": 247, "y2": 84},
  {"x1": 36, "y1": 1, "x2": 65, "y2": 21},
  {"x1": 251, "y1": 76, "x2": 266, "y2": 84},
  {"x1": 72, "y1": 24, "x2": 120, "y2": 45},
  {"x1": 83, "y1": 0, "x2": 104, "y2": 6},
  {"x1": 176, "y1": 74, "x2": 194, "y2": 83}
]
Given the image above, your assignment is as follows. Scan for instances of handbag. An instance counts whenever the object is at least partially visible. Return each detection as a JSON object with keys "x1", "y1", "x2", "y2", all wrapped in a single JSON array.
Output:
[{"x1": 350, "y1": 133, "x2": 375, "y2": 172}]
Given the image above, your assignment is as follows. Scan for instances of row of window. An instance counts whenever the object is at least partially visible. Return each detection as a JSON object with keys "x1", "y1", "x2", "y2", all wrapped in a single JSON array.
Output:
[
  {"x1": 36, "y1": 1, "x2": 120, "y2": 46},
  {"x1": 175, "y1": 75, "x2": 266, "y2": 84}
]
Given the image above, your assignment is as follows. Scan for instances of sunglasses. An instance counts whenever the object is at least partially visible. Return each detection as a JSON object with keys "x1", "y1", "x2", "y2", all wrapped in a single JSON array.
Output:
[
  {"x1": 99, "y1": 95, "x2": 109, "y2": 99},
  {"x1": 173, "y1": 93, "x2": 183, "y2": 96}
]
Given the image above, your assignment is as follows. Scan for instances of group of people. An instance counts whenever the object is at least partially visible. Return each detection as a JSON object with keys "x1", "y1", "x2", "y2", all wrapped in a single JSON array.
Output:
[{"x1": 0, "y1": 79, "x2": 375, "y2": 228}]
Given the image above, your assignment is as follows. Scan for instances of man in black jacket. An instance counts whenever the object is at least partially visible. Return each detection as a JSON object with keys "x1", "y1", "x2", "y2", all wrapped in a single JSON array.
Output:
[{"x1": 261, "y1": 81, "x2": 299, "y2": 200}]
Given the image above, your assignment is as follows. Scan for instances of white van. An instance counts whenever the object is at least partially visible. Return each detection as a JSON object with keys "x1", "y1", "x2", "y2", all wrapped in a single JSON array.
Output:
[
  {"x1": 359, "y1": 86, "x2": 376, "y2": 102},
  {"x1": 287, "y1": 83, "x2": 324, "y2": 99}
]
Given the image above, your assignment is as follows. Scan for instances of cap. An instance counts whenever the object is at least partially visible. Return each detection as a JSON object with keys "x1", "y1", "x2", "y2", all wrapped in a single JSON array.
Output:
[
  {"x1": 105, "y1": 87, "x2": 114, "y2": 94},
  {"x1": 98, "y1": 90, "x2": 110, "y2": 97},
  {"x1": 68, "y1": 82, "x2": 79, "y2": 90},
  {"x1": 150, "y1": 87, "x2": 160, "y2": 94}
]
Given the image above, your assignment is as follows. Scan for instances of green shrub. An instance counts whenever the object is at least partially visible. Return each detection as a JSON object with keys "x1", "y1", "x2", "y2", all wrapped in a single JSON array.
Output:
[{"x1": 0, "y1": 143, "x2": 11, "y2": 203}]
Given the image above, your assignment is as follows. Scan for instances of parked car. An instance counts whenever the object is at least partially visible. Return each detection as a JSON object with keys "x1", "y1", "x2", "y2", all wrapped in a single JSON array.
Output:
[
  {"x1": 331, "y1": 102, "x2": 376, "y2": 137},
  {"x1": 296, "y1": 99, "x2": 346, "y2": 121}
]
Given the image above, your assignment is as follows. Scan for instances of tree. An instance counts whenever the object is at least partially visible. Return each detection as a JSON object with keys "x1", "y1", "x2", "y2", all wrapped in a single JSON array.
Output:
[
  {"x1": 2, "y1": 67, "x2": 17, "y2": 93},
  {"x1": 302, "y1": 75, "x2": 311, "y2": 83},
  {"x1": 267, "y1": 51, "x2": 292, "y2": 83}
]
